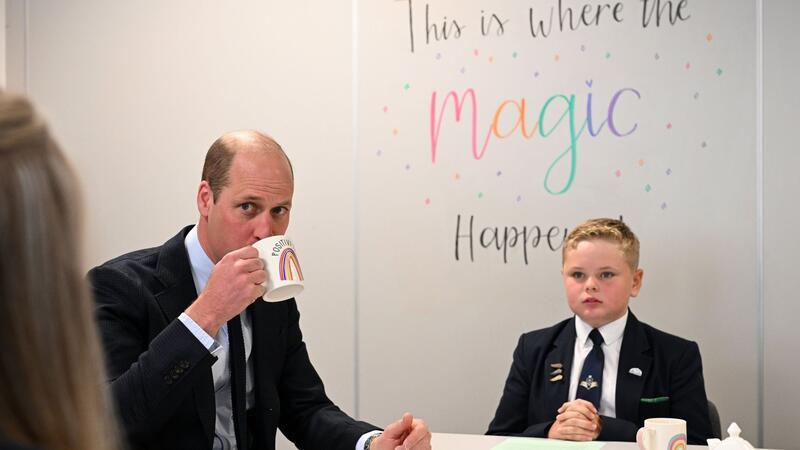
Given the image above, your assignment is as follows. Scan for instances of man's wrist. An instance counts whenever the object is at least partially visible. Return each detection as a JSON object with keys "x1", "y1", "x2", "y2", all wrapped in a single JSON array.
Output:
[{"x1": 364, "y1": 432, "x2": 381, "y2": 450}]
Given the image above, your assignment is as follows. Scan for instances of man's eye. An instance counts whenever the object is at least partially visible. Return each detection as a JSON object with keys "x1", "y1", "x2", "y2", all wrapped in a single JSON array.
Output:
[
  {"x1": 240, "y1": 203, "x2": 254, "y2": 212},
  {"x1": 271, "y1": 206, "x2": 289, "y2": 216}
]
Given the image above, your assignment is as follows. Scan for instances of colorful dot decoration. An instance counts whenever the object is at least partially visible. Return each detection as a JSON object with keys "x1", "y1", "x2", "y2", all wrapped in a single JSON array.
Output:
[
  {"x1": 645, "y1": 184, "x2": 652, "y2": 193},
  {"x1": 615, "y1": 169, "x2": 622, "y2": 177}
]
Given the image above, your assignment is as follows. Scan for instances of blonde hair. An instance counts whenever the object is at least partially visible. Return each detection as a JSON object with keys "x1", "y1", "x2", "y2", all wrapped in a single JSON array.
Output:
[
  {"x1": 562, "y1": 218, "x2": 640, "y2": 270},
  {"x1": 0, "y1": 93, "x2": 118, "y2": 450}
]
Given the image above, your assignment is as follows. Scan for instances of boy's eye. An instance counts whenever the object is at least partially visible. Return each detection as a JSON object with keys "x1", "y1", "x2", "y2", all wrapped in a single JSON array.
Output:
[
  {"x1": 600, "y1": 271, "x2": 615, "y2": 279},
  {"x1": 571, "y1": 271, "x2": 585, "y2": 280}
]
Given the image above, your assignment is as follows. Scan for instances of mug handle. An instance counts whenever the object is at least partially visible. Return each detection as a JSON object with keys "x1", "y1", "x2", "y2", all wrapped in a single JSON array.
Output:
[{"x1": 636, "y1": 427, "x2": 653, "y2": 450}]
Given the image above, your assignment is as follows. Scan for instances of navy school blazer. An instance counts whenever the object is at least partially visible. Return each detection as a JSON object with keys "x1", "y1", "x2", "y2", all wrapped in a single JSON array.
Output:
[{"x1": 487, "y1": 312, "x2": 713, "y2": 444}]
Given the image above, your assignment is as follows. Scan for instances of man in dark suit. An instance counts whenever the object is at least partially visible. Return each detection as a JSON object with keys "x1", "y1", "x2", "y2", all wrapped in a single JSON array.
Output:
[
  {"x1": 89, "y1": 131, "x2": 431, "y2": 450},
  {"x1": 487, "y1": 218, "x2": 712, "y2": 444}
]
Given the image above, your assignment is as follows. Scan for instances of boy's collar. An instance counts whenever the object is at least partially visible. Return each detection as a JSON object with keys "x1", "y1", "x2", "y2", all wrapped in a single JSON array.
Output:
[{"x1": 574, "y1": 311, "x2": 628, "y2": 347}]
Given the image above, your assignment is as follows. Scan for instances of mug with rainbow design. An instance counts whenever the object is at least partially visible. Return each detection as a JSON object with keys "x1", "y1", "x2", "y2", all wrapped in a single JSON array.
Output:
[
  {"x1": 636, "y1": 418, "x2": 687, "y2": 450},
  {"x1": 253, "y1": 235, "x2": 304, "y2": 302}
]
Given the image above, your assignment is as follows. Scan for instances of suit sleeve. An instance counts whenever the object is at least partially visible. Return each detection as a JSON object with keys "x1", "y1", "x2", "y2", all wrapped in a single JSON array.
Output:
[
  {"x1": 598, "y1": 341, "x2": 712, "y2": 444},
  {"x1": 668, "y1": 341, "x2": 712, "y2": 444},
  {"x1": 277, "y1": 302, "x2": 379, "y2": 450},
  {"x1": 487, "y1": 335, "x2": 555, "y2": 438},
  {"x1": 89, "y1": 266, "x2": 216, "y2": 444}
]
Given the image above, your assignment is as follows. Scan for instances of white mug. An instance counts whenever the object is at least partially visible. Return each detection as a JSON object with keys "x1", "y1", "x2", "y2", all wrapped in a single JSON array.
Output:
[
  {"x1": 252, "y1": 235, "x2": 304, "y2": 302},
  {"x1": 636, "y1": 418, "x2": 687, "y2": 450}
]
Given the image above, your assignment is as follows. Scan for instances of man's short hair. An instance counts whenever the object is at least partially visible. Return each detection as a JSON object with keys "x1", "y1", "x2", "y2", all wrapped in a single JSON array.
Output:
[
  {"x1": 562, "y1": 218, "x2": 640, "y2": 270},
  {"x1": 201, "y1": 131, "x2": 292, "y2": 201}
]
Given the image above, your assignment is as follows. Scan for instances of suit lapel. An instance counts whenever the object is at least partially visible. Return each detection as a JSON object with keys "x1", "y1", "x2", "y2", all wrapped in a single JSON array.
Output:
[
  {"x1": 249, "y1": 300, "x2": 281, "y2": 422},
  {"x1": 543, "y1": 318, "x2": 577, "y2": 413},
  {"x1": 153, "y1": 226, "x2": 216, "y2": 444},
  {"x1": 615, "y1": 311, "x2": 652, "y2": 422}
]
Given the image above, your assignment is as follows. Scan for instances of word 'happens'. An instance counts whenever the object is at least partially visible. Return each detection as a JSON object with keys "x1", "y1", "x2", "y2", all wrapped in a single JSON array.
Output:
[{"x1": 455, "y1": 214, "x2": 567, "y2": 265}]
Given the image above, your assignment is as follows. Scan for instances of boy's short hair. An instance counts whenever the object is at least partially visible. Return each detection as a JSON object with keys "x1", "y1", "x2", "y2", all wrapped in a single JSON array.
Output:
[{"x1": 562, "y1": 218, "x2": 640, "y2": 270}]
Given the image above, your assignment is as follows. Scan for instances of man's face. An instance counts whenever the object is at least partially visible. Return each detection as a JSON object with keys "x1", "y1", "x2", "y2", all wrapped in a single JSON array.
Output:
[
  {"x1": 562, "y1": 239, "x2": 643, "y2": 328},
  {"x1": 197, "y1": 148, "x2": 293, "y2": 263}
]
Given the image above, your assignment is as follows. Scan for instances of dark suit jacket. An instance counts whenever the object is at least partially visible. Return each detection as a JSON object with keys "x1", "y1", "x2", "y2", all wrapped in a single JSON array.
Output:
[
  {"x1": 88, "y1": 226, "x2": 378, "y2": 450},
  {"x1": 487, "y1": 312, "x2": 712, "y2": 444}
]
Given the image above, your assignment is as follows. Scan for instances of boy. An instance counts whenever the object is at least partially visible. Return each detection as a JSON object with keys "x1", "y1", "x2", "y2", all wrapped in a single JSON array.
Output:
[{"x1": 487, "y1": 218, "x2": 712, "y2": 444}]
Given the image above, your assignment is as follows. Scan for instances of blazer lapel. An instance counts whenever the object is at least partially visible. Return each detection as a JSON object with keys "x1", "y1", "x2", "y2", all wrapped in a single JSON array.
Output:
[
  {"x1": 543, "y1": 318, "x2": 577, "y2": 413},
  {"x1": 153, "y1": 226, "x2": 216, "y2": 444},
  {"x1": 615, "y1": 311, "x2": 652, "y2": 422}
]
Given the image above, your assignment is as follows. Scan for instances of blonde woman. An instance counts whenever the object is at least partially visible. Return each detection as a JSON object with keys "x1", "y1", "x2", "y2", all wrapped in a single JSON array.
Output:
[{"x1": 0, "y1": 93, "x2": 119, "y2": 450}]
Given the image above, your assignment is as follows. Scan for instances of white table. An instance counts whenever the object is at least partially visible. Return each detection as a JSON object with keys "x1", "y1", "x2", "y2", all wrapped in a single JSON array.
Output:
[{"x1": 430, "y1": 433, "x2": 772, "y2": 450}]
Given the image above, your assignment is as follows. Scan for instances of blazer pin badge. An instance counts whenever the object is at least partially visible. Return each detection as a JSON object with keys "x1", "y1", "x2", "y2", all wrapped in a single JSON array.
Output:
[
  {"x1": 549, "y1": 363, "x2": 564, "y2": 382},
  {"x1": 629, "y1": 367, "x2": 642, "y2": 377}
]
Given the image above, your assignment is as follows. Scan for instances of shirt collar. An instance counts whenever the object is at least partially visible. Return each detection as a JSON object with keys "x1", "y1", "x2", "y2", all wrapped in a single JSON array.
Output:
[
  {"x1": 184, "y1": 224, "x2": 214, "y2": 293},
  {"x1": 574, "y1": 310, "x2": 628, "y2": 348}
]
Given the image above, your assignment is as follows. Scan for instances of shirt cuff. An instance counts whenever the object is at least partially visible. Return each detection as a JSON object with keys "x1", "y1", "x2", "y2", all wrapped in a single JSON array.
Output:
[
  {"x1": 355, "y1": 430, "x2": 382, "y2": 450},
  {"x1": 178, "y1": 312, "x2": 220, "y2": 354}
]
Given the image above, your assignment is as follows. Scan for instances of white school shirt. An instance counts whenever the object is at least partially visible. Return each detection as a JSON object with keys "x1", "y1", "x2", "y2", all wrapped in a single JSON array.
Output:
[
  {"x1": 567, "y1": 312, "x2": 628, "y2": 418},
  {"x1": 178, "y1": 225, "x2": 379, "y2": 450}
]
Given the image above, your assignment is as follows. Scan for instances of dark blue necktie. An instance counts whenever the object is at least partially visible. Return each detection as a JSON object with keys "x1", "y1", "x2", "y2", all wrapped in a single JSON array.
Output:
[
  {"x1": 228, "y1": 315, "x2": 248, "y2": 448},
  {"x1": 576, "y1": 329, "x2": 604, "y2": 409}
]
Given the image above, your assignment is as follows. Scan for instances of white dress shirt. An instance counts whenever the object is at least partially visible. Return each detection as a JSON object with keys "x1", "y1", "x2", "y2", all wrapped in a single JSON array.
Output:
[
  {"x1": 568, "y1": 312, "x2": 628, "y2": 417},
  {"x1": 178, "y1": 225, "x2": 378, "y2": 450}
]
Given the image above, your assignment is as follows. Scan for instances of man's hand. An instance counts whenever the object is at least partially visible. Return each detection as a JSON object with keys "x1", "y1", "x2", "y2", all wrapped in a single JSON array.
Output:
[
  {"x1": 547, "y1": 399, "x2": 601, "y2": 441},
  {"x1": 185, "y1": 246, "x2": 266, "y2": 336},
  {"x1": 371, "y1": 412, "x2": 431, "y2": 450}
]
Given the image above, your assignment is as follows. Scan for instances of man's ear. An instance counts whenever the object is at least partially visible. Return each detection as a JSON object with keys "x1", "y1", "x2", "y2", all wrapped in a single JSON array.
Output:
[{"x1": 197, "y1": 181, "x2": 214, "y2": 217}]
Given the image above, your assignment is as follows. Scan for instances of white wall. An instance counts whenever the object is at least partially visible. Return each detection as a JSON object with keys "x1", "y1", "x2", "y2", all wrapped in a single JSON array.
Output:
[{"x1": 763, "y1": 1, "x2": 800, "y2": 449}]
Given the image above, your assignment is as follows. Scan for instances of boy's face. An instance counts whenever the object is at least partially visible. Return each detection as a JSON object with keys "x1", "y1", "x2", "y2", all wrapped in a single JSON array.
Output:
[{"x1": 562, "y1": 239, "x2": 643, "y2": 328}]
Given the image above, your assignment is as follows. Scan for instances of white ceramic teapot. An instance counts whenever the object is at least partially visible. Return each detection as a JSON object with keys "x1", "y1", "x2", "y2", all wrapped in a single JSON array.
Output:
[{"x1": 707, "y1": 423, "x2": 755, "y2": 450}]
